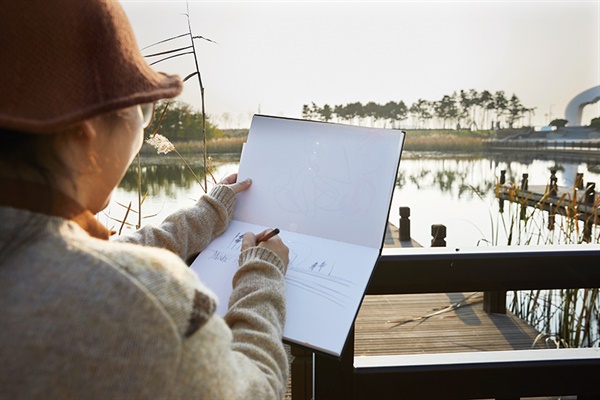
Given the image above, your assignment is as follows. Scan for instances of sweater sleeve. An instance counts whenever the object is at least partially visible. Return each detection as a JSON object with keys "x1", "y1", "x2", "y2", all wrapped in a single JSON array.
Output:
[
  {"x1": 115, "y1": 185, "x2": 235, "y2": 262},
  {"x1": 171, "y1": 246, "x2": 288, "y2": 399},
  {"x1": 114, "y1": 185, "x2": 288, "y2": 398}
]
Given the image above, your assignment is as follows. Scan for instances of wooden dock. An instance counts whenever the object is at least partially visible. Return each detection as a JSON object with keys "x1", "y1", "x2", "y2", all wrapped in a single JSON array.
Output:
[
  {"x1": 497, "y1": 184, "x2": 598, "y2": 223},
  {"x1": 496, "y1": 170, "x2": 598, "y2": 227},
  {"x1": 355, "y1": 292, "x2": 545, "y2": 357},
  {"x1": 285, "y1": 294, "x2": 545, "y2": 399},
  {"x1": 285, "y1": 220, "x2": 550, "y2": 399},
  {"x1": 359, "y1": 222, "x2": 545, "y2": 354}
]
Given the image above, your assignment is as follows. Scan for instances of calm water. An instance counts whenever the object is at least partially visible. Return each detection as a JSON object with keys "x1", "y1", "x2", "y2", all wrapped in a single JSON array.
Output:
[{"x1": 107, "y1": 151, "x2": 599, "y2": 248}]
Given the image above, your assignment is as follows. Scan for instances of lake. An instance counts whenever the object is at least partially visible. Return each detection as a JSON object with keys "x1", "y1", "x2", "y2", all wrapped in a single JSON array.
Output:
[{"x1": 107, "y1": 151, "x2": 599, "y2": 248}]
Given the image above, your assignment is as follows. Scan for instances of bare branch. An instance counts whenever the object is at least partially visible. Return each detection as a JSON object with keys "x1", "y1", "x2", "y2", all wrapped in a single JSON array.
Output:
[
  {"x1": 144, "y1": 45, "x2": 193, "y2": 58},
  {"x1": 118, "y1": 202, "x2": 133, "y2": 235},
  {"x1": 183, "y1": 72, "x2": 198, "y2": 82},
  {"x1": 149, "y1": 51, "x2": 194, "y2": 66},
  {"x1": 152, "y1": 99, "x2": 172, "y2": 137},
  {"x1": 140, "y1": 33, "x2": 189, "y2": 51},
  {"x1": 192, "y1": 36, "x2": 219, "y2": 45}
]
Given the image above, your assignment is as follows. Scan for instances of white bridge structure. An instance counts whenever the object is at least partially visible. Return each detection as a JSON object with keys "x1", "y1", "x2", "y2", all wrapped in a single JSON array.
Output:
[{"x1": 565, "y1": 85, "x2": 600, "y2": 126}]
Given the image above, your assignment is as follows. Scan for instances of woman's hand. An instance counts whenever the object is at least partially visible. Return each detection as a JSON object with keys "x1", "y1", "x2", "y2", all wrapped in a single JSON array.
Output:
[
  {"x1": 218, "y1": 173, "x2": 252, "y2": 194},
  {"x1": 220, "y1": 175, "x2": 288, "y2": 266},
  {"x1": 241, "y1": 229, "x2": 290, "y2": 269}
]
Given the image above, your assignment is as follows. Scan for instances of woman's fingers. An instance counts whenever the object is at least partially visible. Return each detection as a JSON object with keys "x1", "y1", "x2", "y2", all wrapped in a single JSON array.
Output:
[
  {"x1": 258, "y1": 234, "x2": 289, "y2": 267},
  {"x1": 241, "y1": 230, "x2": 290, "y2": 268},
  {"x1": 218, "y1": 173, "x2": 238, "y2": 185},
  {"x1": 241, "y1": 231, "x2": 257, "y2": 252},
  {"x1": 218, "y1": 173, "x2": 252, "y2": 194},
  {"x1": 229, "y1": 178, "x2": 252, "y2": 194}
]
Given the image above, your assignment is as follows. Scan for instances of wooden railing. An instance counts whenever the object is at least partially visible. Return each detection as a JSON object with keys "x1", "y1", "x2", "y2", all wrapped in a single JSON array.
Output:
[{"x1": 291, "y1": 245, "x2": 600, "y2": 399}]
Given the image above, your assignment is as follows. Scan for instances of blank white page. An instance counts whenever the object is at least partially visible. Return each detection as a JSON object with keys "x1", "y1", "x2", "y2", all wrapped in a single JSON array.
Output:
[{"x1": 234, "y1": 116, "x2": 404, "y2": 249}]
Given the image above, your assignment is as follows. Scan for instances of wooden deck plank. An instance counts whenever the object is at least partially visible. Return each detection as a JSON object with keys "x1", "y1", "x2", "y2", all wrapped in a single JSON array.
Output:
[{"x1": 354, "y1": 292, "x2": 545, "y2": 357}]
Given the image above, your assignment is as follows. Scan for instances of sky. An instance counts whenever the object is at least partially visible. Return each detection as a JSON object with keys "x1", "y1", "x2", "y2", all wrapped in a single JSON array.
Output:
[{"x1": 121, "y1": 0, "x2": 600, "y2": 129}]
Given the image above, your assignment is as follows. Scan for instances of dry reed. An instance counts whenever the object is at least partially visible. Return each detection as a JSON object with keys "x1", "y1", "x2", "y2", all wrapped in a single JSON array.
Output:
[{"x1": 494, "y1": 180, "x2": 599, "y2": 347}]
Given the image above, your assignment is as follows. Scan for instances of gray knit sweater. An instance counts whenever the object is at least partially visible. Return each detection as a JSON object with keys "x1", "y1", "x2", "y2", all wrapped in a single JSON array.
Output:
[{"x1": 0, "y1": 185, "x2": 288, "y2": 399}]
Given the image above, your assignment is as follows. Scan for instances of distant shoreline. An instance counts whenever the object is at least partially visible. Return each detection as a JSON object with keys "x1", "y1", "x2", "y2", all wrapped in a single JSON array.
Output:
[
  {"x1": 141, "y1": 127, "x2": 599, "y2": 156},
  {"x1": 141, "y1": 129, "x2": 490, "y2": 155}
]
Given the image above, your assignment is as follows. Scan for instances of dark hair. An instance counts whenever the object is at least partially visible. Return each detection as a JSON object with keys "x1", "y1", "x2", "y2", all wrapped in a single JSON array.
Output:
[
  {"x1": 0, "y1": 128, "x2": 66, "y2": 261},
  {"x1": 0, "y1": 128, "x2": 63, "y2": 187}
]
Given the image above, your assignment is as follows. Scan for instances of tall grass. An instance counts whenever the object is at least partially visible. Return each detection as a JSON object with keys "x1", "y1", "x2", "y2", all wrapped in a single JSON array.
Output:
[
  {"x1": 403, "y1": 135, "x2": 483, "y2": 152},
  {"x1": 492, "y1": 180, "x2": 600, "y2": 347},
  {"x1": 140, "y1": 137, "x2": 245, "y2": 156},
  {"x1": 495, "y1": 181, "x2": 599, "y2": 245},
  {"x1": 511, "y1": 288, "x2": 599, "y2": 348}
]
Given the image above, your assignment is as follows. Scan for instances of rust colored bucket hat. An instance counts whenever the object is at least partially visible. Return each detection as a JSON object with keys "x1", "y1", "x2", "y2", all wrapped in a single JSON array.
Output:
[{"x1": 0, "y1": 0, "x2": 183, "y2": 134}]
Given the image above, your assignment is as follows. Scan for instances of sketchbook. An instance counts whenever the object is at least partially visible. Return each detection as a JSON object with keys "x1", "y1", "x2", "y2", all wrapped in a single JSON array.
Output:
[{"x1": 190, "y1": 115, "x2": 404, "y2": 357}]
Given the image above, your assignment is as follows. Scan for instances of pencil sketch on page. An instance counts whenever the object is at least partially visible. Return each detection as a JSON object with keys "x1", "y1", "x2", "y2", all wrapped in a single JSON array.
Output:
[
  {"x1": 268, "y1": 144, "x2": 380, "y2": 220},
  {"x1": 192, "y1": 223, "x2": 361, "y2": 312},
  {"x1": 282, "y1": 238, "x2": 355, "y2": 309}
]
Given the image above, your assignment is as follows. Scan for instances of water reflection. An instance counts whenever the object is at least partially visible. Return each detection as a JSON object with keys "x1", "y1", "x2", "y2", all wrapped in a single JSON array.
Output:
[
  {"x1": 120, "y1": 163, "x2": 205, "y2": 198},
  {"x1": 396, "y1": 155, "x2": 504, "y2": 215},
  {"x1": 110, "y1": 152, "x2": 598, "y2": 247},
  {"x1": 391, "y1": 152, "x2": 598, "y2": 248}
]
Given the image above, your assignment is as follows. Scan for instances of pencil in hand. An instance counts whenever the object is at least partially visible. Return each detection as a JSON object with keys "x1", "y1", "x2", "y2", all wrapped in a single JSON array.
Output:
[{"x1": 255, "y1": 228, "x2": 280, "y2": 244}]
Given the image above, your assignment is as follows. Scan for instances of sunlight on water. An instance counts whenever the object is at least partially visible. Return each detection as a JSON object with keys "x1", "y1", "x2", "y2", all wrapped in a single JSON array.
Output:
[
  {"x1": 106, "y1": 152, "x2": 599, "y2": 247},
  {"x1": 104, "y1": 158, "x2": 241, "y2": 234},
  {"x1": 392, "y1": 155, "x2": 599, "y2": 248}
]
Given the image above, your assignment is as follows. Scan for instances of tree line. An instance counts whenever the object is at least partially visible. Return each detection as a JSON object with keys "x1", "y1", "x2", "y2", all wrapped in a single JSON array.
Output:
[
  {"x1": 147, "y1": 100, "x2": 221, "y2": 141},
  {"x1": 302, "y1": 89, "x2": 536, "y2": 130}
]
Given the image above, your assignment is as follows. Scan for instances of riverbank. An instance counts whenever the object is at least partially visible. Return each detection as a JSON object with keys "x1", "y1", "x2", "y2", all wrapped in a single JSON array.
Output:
[{"x1": 141, "y1": 128, "x2": 491, "y2": 155}]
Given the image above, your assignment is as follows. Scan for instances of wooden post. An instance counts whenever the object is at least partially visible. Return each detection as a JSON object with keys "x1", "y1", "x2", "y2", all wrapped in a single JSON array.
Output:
[
  {"x1": 313, "y1": 325, "x2": 355, "y2": 399},
  {"x1": 498, "y1": 171, "x2": 506, "y2": 215},
  {"x1": 521, "y1": 173, "x2": 528, "y2": 191},
  {"x1": 399, "y1": 207, "x2": 411, "y2": 241},
  {"x1": 585, "y1": 182, "x2": 596, "y2": 205},
  {"x1": 549, "y1": 170, "x2": 558, "y2": 197},
  {"x1": 583, "y1": 220, "x2": 592, "y2": 243},
  {"x1": 576, "y1": 173, "x2": 584, "y2": 190},
  {"x1": 583, "y1": 182, "x2": 595, "y2": 242},
  {"x1": 431, "y1": 224, "x2": 446, "y2": 247},
  {"x1": 291, "y1": 346, "x2": 313, "y2": 400},
  {"x1": 483, "y1": 290, "x2": 507, "y2": 314},
  {"x1": 548, "y1": 204, "x2": 555, "y2": 231}
]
